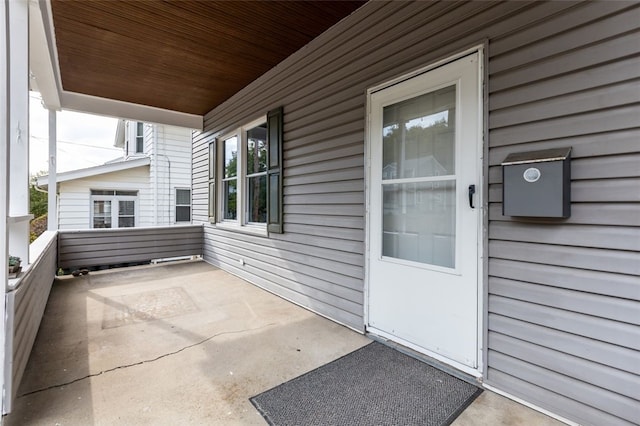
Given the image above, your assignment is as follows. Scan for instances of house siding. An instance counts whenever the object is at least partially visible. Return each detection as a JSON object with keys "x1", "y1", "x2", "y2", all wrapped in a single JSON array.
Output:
[
  {"x1": 485, "y1": 3, "x2": 640, "y2": 425},
  {"x1": 56, "y1": 122, "x2": 192, "y2": 229},
  {"x1": 149, "y1": 124, "x2": 193, "y2": 225},
  {"x1": 192, "y1": 2, "x2": 640, "y2": 424},
  {"x1": 57, "y1": 166, "x2": 151, "y2": 229}
]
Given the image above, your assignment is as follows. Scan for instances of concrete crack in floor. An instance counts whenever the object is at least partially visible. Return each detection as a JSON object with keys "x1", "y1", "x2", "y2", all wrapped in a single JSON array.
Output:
[{"x1": 19, "y1": 322, "x2": 277, "y2": 398}]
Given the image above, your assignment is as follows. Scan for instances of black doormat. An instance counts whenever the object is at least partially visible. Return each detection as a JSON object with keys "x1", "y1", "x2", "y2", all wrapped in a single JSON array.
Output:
[{"x1": 250, "y1": 342, "x2": 482, "y2": 426}]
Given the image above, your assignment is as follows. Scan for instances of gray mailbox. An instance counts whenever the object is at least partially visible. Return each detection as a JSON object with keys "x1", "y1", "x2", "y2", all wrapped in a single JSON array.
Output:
[{"x1": 502, "y1": 147, "x2": 571, "y2": 218}]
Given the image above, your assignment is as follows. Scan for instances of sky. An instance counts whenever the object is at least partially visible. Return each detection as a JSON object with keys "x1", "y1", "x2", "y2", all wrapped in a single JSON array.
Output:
[{"x1": 29, "y1": 92, "x2": 122, "y2": 176}]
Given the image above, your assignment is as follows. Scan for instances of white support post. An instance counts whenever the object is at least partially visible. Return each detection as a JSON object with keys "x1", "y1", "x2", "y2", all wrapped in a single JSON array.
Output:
[
  {"x1": 1, "y1": 0, "x2": 10, "y2": 415},
  {"x1": 7, "y1": 0, "x2": 30, "y2": 265},
  {"x1": 47, "y1": 109, "x2": 57, "y2": 230}
]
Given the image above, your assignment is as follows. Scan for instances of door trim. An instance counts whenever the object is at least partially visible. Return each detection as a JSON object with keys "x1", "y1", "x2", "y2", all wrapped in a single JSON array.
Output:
[{"x1": 364, "y1": 45, "x2": 486, "y2": 375}]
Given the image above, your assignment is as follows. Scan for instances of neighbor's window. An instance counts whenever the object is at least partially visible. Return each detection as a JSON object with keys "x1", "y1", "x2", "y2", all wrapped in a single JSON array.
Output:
[
  {"x1": 135, "y1": 122, "x2": 144, "y2": 153},
  {"x1": 90, "y1": 190, "x2": 138, "y2": 228},
  {"x1": 175, "y1": 188, "x2": 191, "y2": 222}
]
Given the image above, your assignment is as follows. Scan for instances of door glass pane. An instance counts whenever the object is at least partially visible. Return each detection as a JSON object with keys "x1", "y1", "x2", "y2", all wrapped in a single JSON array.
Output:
[
  {"x1": 382, "y1": 86, "x2": 455, "y2": 179},
  {"x1": 382, "y1": 181, "x2": 456, "y2": 268}
]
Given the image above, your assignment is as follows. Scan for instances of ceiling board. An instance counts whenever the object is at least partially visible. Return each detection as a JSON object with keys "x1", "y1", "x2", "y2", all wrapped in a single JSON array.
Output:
[{"x1": 50, "y1": 0, "x2": 366, "y2": 116}]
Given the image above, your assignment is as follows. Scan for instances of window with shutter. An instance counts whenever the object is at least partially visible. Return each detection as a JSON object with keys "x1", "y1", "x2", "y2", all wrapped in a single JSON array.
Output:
[
  {"x1": 208, "y1": 106, "x2": 283, "y2": 235},
  {"x1": 208, "y1": 139, "x2": 216, "y2": 223}
]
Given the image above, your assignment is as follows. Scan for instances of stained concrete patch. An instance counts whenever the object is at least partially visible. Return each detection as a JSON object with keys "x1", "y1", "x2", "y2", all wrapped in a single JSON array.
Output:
[{"x1": 102, "y1": 286, "x2": 198, "y2": 329}]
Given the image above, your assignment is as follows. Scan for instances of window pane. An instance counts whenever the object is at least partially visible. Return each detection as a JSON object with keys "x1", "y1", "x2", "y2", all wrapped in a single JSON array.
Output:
[
  {"x1": 176, "y1": 189, "x2": 191, "y2": 205},
  {"x1": 93, "y1": 216, "x2": 112, "y2": 228},
  {"x1": 136, "y1": 122, "x2": 144, "y2": 153},
  {"x1": 176, "y1": 206, "x2": 191, "y2": 222},
  {"x1": 93, "y1": 200, "x2": 112, "y2": 228},
  {"x1": 246, "y1": 123, "x2": 267, "y2": 175},
  {"x1": 119, "y1": 200, "x2": 135, "y2": 216},
  {"x1": 383, "y1": 85, "x2": 455, "y2": 179},
  {"x1": 223, "y1": 179, "x2": 237, "y2": 220},
  {"x1": 91, "y1": 190, "x2": 114, "y2": 196},
  {"x1": 223, "y1": 136, "x2": 238, "y2": 178},
  {"x1": 382, "y1": 180, "x2": 455, "y2": 268},
  {"x1": 118, "y1": 217, "x2": 135, "y2": 228},
  {"x1": 247, "y1": 175, "x2": 267, "y2": 223},
  {"x1": 118, "y1": 200, "x2": 135, "y2": 228},
  {"x1": 94, "y1": 200, "x2": 110, "y2": 214},
  {"x1": 115, "y1": 190, "x2": 138, "y2": 196}
]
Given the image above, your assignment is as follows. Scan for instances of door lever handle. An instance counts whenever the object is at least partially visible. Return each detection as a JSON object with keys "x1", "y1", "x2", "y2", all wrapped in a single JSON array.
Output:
[{"x1": 468, "y1": 184, "x2": 476, "y2": 209}]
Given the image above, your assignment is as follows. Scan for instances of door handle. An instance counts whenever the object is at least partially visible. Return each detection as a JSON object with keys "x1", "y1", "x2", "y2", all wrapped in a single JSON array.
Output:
[{"x1": 468, "y1": 184, "x2": 476, "y2": 209}]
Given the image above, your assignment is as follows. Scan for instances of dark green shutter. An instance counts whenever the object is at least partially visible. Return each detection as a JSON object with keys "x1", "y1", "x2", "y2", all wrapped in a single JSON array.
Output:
[
  {"x1": 208, "y1": 139, "x2": 217, "y2": 223},
  {"x1": 266, "y1": 107, "x2": 283, "y2": 233}
]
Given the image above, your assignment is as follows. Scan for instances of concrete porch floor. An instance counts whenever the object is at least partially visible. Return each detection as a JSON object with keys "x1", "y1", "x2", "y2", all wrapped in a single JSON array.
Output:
[{"x1": 5, "y1": 261, "x2": 563, "y2": 425}]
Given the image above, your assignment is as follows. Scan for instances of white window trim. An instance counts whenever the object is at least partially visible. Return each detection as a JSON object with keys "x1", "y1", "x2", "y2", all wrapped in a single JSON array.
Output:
[
  {"x1": 90, "y1": 192, "x2": 139, "y2": 229},
  {"x1": 216, "y1": 116, "x2": 267, "y2": 236}
]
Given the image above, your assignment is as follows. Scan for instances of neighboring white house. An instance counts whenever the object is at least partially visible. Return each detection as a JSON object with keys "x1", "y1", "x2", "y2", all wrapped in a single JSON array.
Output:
[{"x1": 38, "y1": 121, "x2": 193, "y2": 229}]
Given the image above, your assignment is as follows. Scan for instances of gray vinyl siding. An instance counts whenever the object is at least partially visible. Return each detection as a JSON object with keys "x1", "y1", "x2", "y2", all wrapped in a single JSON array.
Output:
[
  {"x1": 486, "y1": 3, "x2": 640, "y2": 425},
  {"x1": 192, "y1": 1, "x2": 640, "y2": 424},
  {"x1": 58, "y1": 226, "x2": 203, "y2": 270}
]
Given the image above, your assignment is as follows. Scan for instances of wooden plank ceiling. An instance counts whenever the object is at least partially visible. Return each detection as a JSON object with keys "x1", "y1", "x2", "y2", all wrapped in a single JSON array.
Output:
[{"x1": 50, "y1": 0, "x2": 366, "y2": 116}]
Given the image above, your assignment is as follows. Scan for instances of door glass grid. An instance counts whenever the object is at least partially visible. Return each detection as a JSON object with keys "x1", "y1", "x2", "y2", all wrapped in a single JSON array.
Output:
[{"x1": 381, "y1": 85, "x2": 456, "y2": 268}]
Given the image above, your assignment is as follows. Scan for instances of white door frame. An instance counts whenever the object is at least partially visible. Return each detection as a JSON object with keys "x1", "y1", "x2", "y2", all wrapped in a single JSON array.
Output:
[{"x1": 364, "y1": 46, "x2": 486, "y2": 377}]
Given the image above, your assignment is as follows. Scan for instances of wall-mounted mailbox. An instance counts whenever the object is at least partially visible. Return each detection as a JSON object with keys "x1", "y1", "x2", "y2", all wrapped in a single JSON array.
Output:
[{"x1": 502, "y1": 147, "x2": 571, "y2": 218}]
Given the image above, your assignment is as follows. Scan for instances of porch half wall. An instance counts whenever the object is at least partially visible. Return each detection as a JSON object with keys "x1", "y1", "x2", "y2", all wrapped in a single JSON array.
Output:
[{"x1": 192, "y1": 2, "x2": 640, "y2": 425}]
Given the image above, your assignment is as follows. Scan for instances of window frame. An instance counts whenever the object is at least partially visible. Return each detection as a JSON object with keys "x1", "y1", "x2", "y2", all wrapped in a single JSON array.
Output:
[
  {"x1": 135, "y1": 122, "x2": 144, "y2": 154},
  {"x1": 89, "y1": 190, "x2": 139, "y2": 229},
  {"x1": 215, "y1": 116, "x2": 268, "y2": 235},
  {"x1": 175, "y1": 188, "x2": 191, "y2": 223},
  {"x1": 221, "y1": 134, "x2": 239, "y2": 222}
]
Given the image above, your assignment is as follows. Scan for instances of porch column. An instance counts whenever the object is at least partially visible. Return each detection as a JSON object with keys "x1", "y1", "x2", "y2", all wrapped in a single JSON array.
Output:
[
  {"x1": 7, "y1": 0, "x2": 30, "y2": 265},
  {"x1": 1, "y1": 0, "x2": 10, "y2": 413},
  {"x1": 47, "y1": 109, "x2": 57, "y2": 230}
]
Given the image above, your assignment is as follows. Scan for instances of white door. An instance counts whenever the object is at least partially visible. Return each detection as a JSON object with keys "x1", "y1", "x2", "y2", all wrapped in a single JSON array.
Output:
[{"x1": 367, "y1": 53, "x2": 482, "y2": 370}]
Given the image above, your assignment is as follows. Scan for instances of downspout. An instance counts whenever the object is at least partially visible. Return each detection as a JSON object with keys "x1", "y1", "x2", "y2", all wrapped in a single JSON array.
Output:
[
  {"x1": 154, "y1": 124, "x2": 172, "y2": 224},
  {"x1": 47, "y1": 109, "x2": 57, "y2": 230},
  {"x1": 157, "y1": 153, "x2": 171, "y2": 224},
  {"x1": 153, "y1": 124, "x2": 158, "y2": 226}
]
